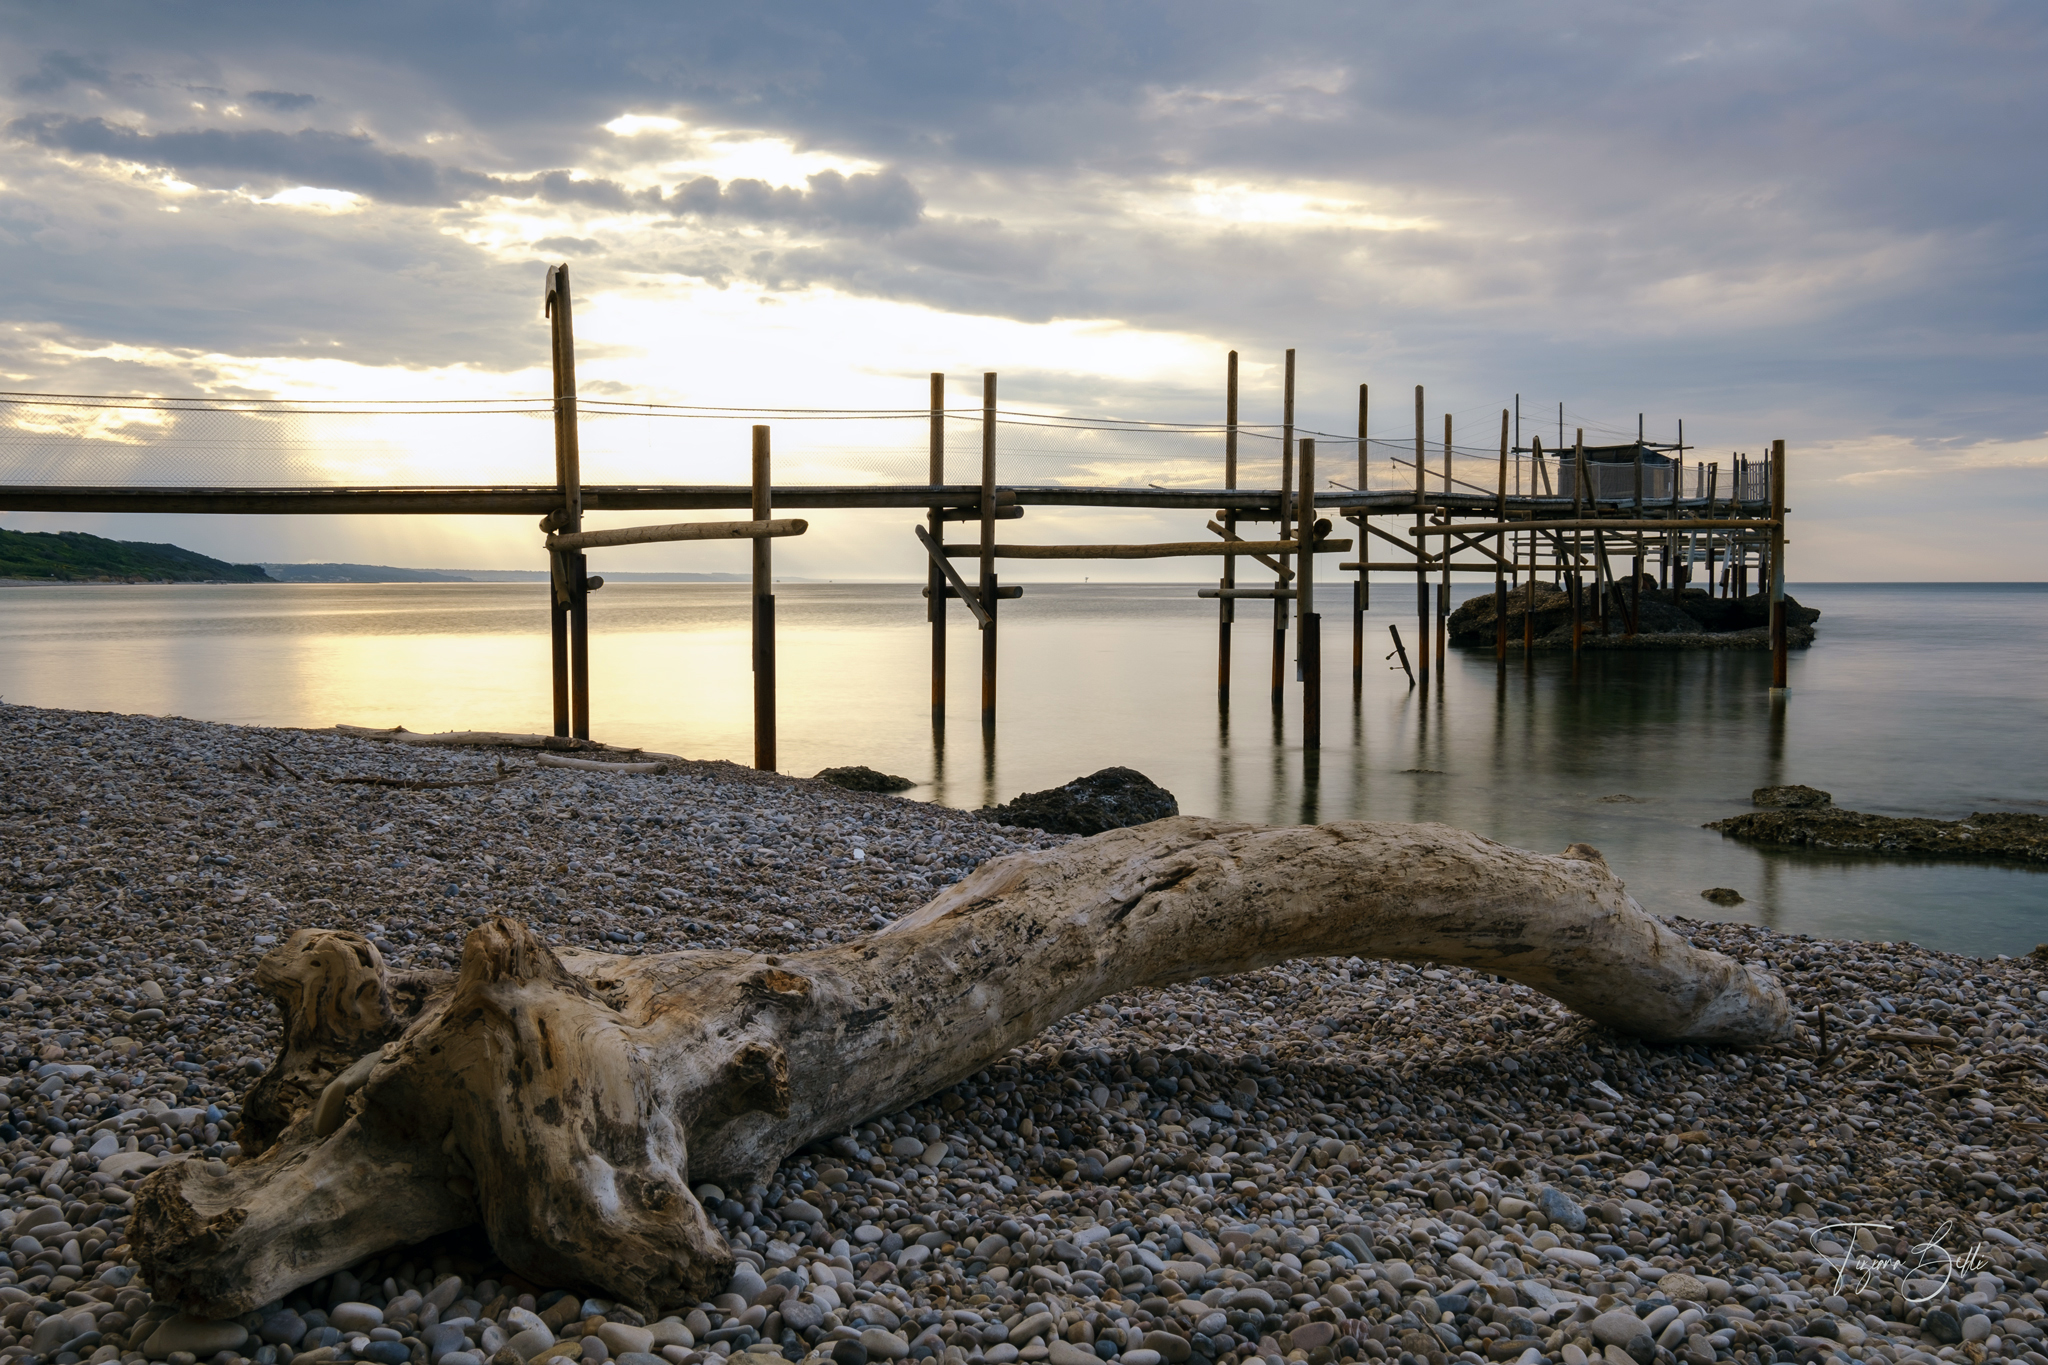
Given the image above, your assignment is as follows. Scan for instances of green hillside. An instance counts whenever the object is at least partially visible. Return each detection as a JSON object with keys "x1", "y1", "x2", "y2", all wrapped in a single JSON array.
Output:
[{"x1": 0, "y1": 528, "x2": 273, "y2": 583}]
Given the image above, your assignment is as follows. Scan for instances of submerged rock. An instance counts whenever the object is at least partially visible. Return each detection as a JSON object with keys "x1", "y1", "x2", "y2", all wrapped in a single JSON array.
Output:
[
  {"x1": 1709, "y1": 806, "x2": 2048, "y2": 863},
  {"x1": 1752, "y1": 784, "x2": 1832, "y2": 808},
  {"x1": 813, "y1": 765, "x2": 917, "y2": 793},
  {"x1": 979, "y1": 767, "x2": 1178, "y2": 835},
  {"x1": 1700, "y1": 887, "x2": 1745, "y2": 905}
]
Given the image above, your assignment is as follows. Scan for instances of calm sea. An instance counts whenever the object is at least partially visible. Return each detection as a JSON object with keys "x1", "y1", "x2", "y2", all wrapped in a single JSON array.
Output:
[{"x1": 2, "y1": 580, "x2": 2042, "y2": 956}]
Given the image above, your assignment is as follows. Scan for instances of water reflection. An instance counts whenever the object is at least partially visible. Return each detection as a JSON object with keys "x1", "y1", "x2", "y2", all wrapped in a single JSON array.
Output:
[{"x1": 1, "y1": 580, "x2": 2043, "y2": 954}]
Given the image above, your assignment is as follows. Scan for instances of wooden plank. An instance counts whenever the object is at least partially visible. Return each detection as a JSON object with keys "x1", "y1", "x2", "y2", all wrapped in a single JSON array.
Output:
[
  {"x1": 545, "y1": 517, "x2": 807, "y2": 551},
  {"x1": 914, "y1": 524, "x2": 990, "y2": 626},
  {"x1": 940, "y1": 538, "x2": 1351, "y2": 560},
  {"x1": 1410, "y1": 517, "x2": 1780, "y2": 536}
]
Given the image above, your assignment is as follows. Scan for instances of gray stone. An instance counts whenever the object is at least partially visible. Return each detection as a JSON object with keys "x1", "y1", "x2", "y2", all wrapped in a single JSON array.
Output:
[
  {"x1": 507, "y1": 1326, "x2": 556, "y2": 1359},
  {"x1": 728, "y1": 1263, "x2": 768, "y2": 1303},
  {"x1": 1010, "y1": 1313, "x2": 1055, "y2": 1346},
  {"x1": 261, "y1": 1312, "x2": 310, "y2": 1347},
  {"x1": 1143, "y1": 1332, "x2": 1192, "y2": 1363},
  {"x1": 1047, "y1": 1342, "x2": 1098, "y2": 1365},
  {"x1": 1962, "y1": 1316, "x2": 1994, "y2": 1345},
  {"x1": 331, "y1": 1303, "x2": 385, "y2": 1333},
  {"x1": 1288, "y1": 1323, "x2": 1335, "y2": 1352},
  {"x1": 361, "y1": 1342, "x2": 412, "y2": 1365},
  {"x1": 1120, "y1": 1353, "x2": 1163, "y2": 1365},
  {"x1": 782, "y1": 1300, "x2": 825, "y2": 1332},
  {"x1": 616, "y1": 1354, "x2": 667, "y2": 1365},
  {"x1": 1923, "y1": 1311, "x2": 1962, "y2": 1346},
  {"x1": 1537, "y1": 1186, "x2": 1588, "y2": 1232},
  {"x1": 599, "y1": 1324, "x2": 654, "y2": 1357},
  {"x1": 1592, "y1": 1312, "x2": 1650, "y2": 1348},
  {"x1": 861, "y1": 1328, "x2": 910, "y2": 1360},
  {"x1": 144, "y1": 1316, "x2": 252, "y2": 1357}
]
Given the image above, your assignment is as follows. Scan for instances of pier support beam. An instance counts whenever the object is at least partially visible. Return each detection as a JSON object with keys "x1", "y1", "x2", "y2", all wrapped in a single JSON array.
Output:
[
  {"x1": 752, "y1": 426, "x2": 776, "y2": 771},
  {"x1": 980, "y1": 373, "x2": 998, "y2": 730},
  {"x1": 545, "y1": 263, "x2": 589, "y2": 741},
  {"x1": 1219, "y1": 352, "x2": 1237, "y2": 709},
  {"x1": 1770, "y1": 438, "x2": 1789, "y2": 692},
  {"x1": 928, "y1": 373, "x2": 946, "y2": 725}
]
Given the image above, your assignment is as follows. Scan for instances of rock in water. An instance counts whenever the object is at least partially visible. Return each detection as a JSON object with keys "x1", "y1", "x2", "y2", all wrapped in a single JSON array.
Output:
[
  {"x1": 814, "y1": 766, "x2": 917, "y2": 793},
  {"x1": 978, "y1": 767, "x2": 1179, "y2": 835},
  {"x1": 1699, "y1": 887, "x2": 1745, "y2": 906},
  {"x1": 1752, "y1": 784, "x2": 1832, "y2": 808}
]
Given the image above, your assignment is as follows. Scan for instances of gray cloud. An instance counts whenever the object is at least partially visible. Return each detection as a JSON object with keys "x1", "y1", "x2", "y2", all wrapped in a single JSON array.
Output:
[
  {"x1": 247, "y1": 90, "x2": 316, "y2": 113},
  {"x1": 0, "y1": 0, "x2": 2039, "y2": 476},
  {"x1": 14, "y1": 51, "x2": 111, "y2": 95},
  {"x1": 8, "y1": 115, "x2": 453, "y2": 204}
]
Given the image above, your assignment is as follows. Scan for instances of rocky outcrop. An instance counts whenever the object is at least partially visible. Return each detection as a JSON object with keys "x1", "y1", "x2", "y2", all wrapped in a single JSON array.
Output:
[
  {"x1": 1447, "y1": 582, "x2": 1819, "y2": 651},
  {"x1": 978, "y1": 767, "x2": 1179, "y2": 835},
  {"x1": 813, "y1": 765, "x2": 916, "y2": 793},
  {"x1": 1752, "y1": 784, "x2": 1832, "y2": 808},
  {"x1": 1708, "y1": 807, "x2": 2048, "y2": 864}
]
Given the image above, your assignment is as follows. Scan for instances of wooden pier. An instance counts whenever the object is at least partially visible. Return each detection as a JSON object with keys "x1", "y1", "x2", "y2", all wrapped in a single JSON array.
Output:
[{"x1": 0, "y1": 265, "x2": 1794, "y2": 768}]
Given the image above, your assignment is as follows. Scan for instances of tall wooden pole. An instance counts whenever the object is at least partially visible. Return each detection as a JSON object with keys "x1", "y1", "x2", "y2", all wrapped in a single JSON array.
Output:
[
  {"x1": 1414, "y1": 385, "x2": 1428, "y2": 687},
  {"x1": 1571, "y1": 428, "x2": 1586, "y2": 664},
  {"x1": 1353, "y1": 383, "x2": 1368, "y2": 691},
  {"x1": 980, "y1": 373, "x2": 998, "y2": 729},
  {"x1": 1438, "y1": 412, "x2": 1451, "y2": 674},
  {"x1": 1219, "y1": 352, "x2": 1237, "y2": 708},
  {"x1": 547, "y1": 263, "x2": 590, "y2": 742},
  {"x1": 1299, "y1": 437, "x2": 1319, "y2": 749},
  {"x1": 928, "y1": 373, "x2": 946, "y2": 725},
  {"x1": 752, "y1": 425, "x2": 777, "y2": 771},
  {"x1": 1770, "y1": 437, "x2": 1788, "y2": 692},
  {"x1": 1494, "y1": 408, "x2": 1509, "y2": 664},
  {"x1": 1273, "y1": 349, "x2": 1294, "y2": 713},
  {"x1": 546, "y1": 266, "x2": 572, "y2": 739}
]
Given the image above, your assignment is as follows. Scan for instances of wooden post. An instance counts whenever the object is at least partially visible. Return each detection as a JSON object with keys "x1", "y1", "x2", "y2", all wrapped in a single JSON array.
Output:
[
  {"x1": 750, "y1": 427, "x2": 777, "y2": 770},
  {"x1": 1571, "y1": 429, "x2": 1586, "y2": 663},
  {"x1": 1274, "y1": 349, "x2": 1294, "y2": 712},
  {"x1": 1439, "y1": 412, "x2": 1452, "y2": 672},
  {"x1": 545, "y1": 266, "x2": 573, "y2": 739},
  {"x1": 1494, "y1": 407, "x2": 1508, "y2": 664},
  {"x1": 981, "y1": 373, "x2": 998, "y2": 728},
  {"x1": 1220, "y1": 352, "x2": 1237, "y2": 708},
  {"x1": 1300, "y1": 437, "x2": 1319, "y2": 749},
  {"x1": 546, "y1": 263, "x2": 591, "y2": 742},
  {"x1": 1770, "y1": 437, "x2": 1788, "y2": 692},
  {"x1": 1353, "y1": 382, "x2": 1367, "y2": 691},
  {"x1": 1414, "y1": 384, "x2": 1428, "y2": 686},
  {"x1": 929, "y1": 373, "x2": 946, "y2": 725},
  {"x1": 1524, "y1": 493, "x2": 1537, "y2": 666}
]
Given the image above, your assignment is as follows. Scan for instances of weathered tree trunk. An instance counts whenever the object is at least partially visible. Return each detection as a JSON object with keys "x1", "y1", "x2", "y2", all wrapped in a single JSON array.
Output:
[{"x1": 133, "y1": 817, "x2": 1788, "y2": 1319}]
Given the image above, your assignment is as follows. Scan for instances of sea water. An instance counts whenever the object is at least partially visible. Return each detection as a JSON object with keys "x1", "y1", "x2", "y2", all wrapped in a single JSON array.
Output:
[{"x1": 2, "y1": 580, "x2": 2041, "y2": 955}]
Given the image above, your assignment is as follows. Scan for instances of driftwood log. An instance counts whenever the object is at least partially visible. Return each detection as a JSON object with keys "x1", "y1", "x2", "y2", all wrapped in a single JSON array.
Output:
[{"x1": 132, "y1": 817, "x2": 1789, "y2": 1319}]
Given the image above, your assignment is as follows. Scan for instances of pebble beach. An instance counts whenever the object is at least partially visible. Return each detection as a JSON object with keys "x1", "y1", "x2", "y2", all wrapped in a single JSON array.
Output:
[{"x1": 6, "y1": 703, "x2": 2048, "y2": 1365}]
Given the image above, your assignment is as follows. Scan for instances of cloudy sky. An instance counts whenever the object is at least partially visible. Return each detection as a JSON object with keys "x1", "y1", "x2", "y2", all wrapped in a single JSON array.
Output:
[{"x1": 1, "y1": 1, "x2": 2042, "y2": 578}]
